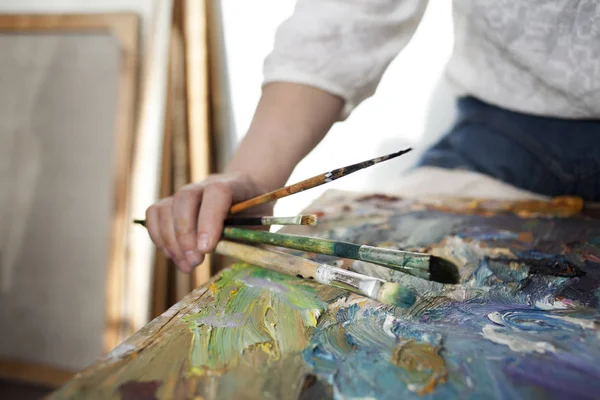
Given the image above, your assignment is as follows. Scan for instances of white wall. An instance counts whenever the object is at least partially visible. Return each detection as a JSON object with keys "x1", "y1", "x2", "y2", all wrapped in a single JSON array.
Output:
[{"x1": 220, "y1": 1, "x2": 456, "y2": 216}]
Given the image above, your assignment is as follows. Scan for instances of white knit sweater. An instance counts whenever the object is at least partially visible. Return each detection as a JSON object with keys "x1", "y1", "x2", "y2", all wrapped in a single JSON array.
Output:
[{"x1": 263, "y1": 0, "x2": 600, "y2": 120}]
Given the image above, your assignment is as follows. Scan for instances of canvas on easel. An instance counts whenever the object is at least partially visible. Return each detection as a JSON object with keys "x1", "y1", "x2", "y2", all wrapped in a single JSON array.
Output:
[{"x1": 0, "y1": 13, "x2": 139, "y2": 387}]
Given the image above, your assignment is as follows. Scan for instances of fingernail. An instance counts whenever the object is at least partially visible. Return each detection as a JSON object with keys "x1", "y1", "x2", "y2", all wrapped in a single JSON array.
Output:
[
  {"x1": 185, "y1": 250, "x2": 201, "y2": 267},
  {"x1": 197, "y1": 233, "x2": 209, "y2": 251}
]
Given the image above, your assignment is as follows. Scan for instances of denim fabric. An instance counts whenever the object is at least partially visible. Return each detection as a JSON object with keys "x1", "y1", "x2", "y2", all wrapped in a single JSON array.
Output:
[{"x1": 417, "y1": 96, "x2": 600, "y2": 201}]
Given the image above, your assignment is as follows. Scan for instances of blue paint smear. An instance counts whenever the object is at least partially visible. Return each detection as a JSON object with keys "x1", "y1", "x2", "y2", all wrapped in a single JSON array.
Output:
[
  {"x1": 297, "y1": 204, "x2": 600, "y2": 399},
  {"x1": 303, "y1": 303, "x2": 600, "y2": 399}
]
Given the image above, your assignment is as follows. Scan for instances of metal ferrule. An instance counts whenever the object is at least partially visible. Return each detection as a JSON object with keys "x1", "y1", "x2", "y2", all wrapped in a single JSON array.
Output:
[
  {"x1": 316, "y1": 264, "x2": 384, "y2": 300},
  {"x1": 262, "y1": 216, "x2": 303, "y2": 225}
]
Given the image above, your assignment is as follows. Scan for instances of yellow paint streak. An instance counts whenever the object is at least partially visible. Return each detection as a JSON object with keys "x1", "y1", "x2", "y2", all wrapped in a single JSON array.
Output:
[
  {"x1": 421, "y1": 195, "x2": 583, "y2": 218},
  {"x1": 184, "y1": 264, "x2": 328, "y2": 379},
  {"x1": 306, "y1": 310, "x2": 319, "y2": 327},
  {"x1": 391, "y1": 340, "x2": 447, "y2": 395}
]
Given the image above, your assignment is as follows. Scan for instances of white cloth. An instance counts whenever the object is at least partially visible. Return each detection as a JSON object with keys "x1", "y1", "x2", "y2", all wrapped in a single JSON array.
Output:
[{"x1": 263, "y1": 0, "x2": 600, "y2": 120}]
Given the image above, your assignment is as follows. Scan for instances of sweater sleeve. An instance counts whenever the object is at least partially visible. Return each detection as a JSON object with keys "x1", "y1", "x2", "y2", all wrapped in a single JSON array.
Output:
[{"x1": 262, "y1": 0, "x2": 429, "y2": 120}]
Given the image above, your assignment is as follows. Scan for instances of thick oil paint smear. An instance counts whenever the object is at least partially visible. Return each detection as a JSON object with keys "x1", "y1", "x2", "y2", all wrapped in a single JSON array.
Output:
[
  {"x1": 48, "y1": 192, "x2": 600, "y2": 399},
  {"x1": 183, "y1": 264, "x2": 331, "y2": 375}
]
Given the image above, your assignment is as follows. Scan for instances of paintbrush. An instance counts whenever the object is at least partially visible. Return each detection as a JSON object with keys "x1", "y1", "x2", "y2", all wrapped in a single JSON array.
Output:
[
  {"x1": 133, "y1": 215, "x2": 318, "y2": 228},
  {"x1": 215, "y1": 239, "x2": 417, "y2": 308},
  {"x1": 223, "y1": 214, "x2": 317, "y2": 226},
  {"x1": 134, "y1": 149, "x2": 410, "y2": 232},
  {"x1": 228, "y1": 148, "x2": 412, "y2": 214},
  {"x1": 222, "y1": 227, "x2": 460, "y2": 284}
]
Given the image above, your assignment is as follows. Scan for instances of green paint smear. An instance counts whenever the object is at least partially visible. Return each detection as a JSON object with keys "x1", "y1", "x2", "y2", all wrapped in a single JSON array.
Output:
[{"x1": 183, "y1": 263, "x2": 331, "y2": 376}]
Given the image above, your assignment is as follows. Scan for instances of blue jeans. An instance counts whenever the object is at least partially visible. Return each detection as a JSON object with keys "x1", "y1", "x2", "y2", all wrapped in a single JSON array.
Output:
[{"x1": 417, "y1": 96, "x2": 600, "y2": 201}]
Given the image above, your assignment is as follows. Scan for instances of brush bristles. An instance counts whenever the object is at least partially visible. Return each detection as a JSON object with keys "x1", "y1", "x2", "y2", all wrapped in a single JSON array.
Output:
[
  {"x1": 377, "y1": 282, "x2": 417, "y2": 308},
  {"x1": 301, "y1": 215, "x2": 318, "y2": 226},
  {"x1": 429, "y1": 256, "x2": 460, "y2": 284}
]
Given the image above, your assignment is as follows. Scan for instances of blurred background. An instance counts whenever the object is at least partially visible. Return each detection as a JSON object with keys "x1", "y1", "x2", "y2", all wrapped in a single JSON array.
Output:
[
  {"x1": 0, "y1": 0, "x2": 454, "y2": 397},
  {"x1": 220, "y1": 0, "x2": 455, "y2": 216}
]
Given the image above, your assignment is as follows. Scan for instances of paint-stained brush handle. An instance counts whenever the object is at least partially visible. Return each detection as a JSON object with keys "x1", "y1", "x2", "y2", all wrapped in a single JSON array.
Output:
[
  {"x1": 222, "y1": 227, "x2": 432, "y2": 279},
  {"x1": 215, "y1": 240, "x2": 416, "y2": 308},
  {"x1": 134, "y1": 215, "x2": 318, "y2": 228},
  {"x1": 133, "y1": 219, "x2": 459, "y2": 284},
  {"x1": 131, "y1": 220, "x2": 418, "y2": 306},
  {"x1": 224, "y1": 215, "x2": 317, "y2": 226},
  {"x1": 229, "y1": 148, "x2": 412, "y2": 214}
]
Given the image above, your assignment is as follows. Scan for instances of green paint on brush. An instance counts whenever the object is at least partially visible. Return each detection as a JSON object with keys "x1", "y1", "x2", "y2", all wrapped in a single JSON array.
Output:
[
  {"x1": 315, "y1": 264, "x2": 417, "y2": 308},
  {"x1": 222, "y1": 227, "x2": 431, "y2": 279},
  {"x1": 377, "y1": 282, "x2": 417, "y2": 309},
  {"x1": 357, "y1": 245, "x2": 430, "y2": 280},
  {"x1": 223, "y1": 227, "x2": 340, "y2": 256}
]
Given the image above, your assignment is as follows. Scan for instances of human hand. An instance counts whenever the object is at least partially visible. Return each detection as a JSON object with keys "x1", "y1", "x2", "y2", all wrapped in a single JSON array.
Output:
[{"x1": 144, "y1": 172, "x2": 272, "y2": 272}]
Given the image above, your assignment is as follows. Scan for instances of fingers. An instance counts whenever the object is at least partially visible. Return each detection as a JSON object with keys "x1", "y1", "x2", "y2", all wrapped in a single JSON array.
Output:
[
  {"x1": 145, "y1": 200, "x2": 168, "y2": 256},
  {"x1": 144, "y1": 184, "x2": 204, "y2": 273},
  {"x1": 172, "y1": 185, "x2": 205, "y2": 269},
  {"x1": 159, "y1": 207, "x2": 192, "y2": 272},
  {"x1": 144, "y1": 174, "x2": 257, "y2": 273},
  {"x1": 196, "y1": 182, "x2": 233, "y2": 253}
]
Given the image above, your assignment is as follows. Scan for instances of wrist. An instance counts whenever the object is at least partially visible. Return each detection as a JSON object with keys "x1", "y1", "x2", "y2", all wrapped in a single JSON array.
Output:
[{"x1": 224, "y1": 142, "x2": 293, "y2": 192}]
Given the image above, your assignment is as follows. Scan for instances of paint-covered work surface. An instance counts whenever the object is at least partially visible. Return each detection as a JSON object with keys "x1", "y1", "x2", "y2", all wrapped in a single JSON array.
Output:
[{"x1": 50, "y1": 190, "x2": 600, "y2": 399}]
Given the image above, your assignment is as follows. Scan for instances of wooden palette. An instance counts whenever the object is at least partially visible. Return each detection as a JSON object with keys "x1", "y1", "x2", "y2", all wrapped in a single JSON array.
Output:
[{"x1": 48, "y1": 190, "x2": 600, "y2": 398}]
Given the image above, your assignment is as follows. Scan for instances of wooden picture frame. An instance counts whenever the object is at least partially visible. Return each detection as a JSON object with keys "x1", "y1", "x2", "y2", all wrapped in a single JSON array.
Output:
[
  {"x1": 125, "y1": 0, "x2": 172, "y2": 338},
  {"x1": 184, "y1": 0, "x2": 213, "y2": 289},
  {"x1": 0, "y1": 13, "x2": 139, "y2": 387},
  {"x1": 149, "y1": 0, "x2": 216, "y2": 318}
]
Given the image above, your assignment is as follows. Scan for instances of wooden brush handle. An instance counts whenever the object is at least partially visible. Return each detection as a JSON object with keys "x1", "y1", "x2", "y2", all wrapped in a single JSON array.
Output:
[
  {"x1": 228, "y1": 148, "x2": 412, "y2": 214},
  {"x1": 215, "y1": 240, "x2": 319, "y2": 279},
  {"x1": 229, "y1": 176, "x2": 326, "y2": 215},
  {"x1": 215, "y1": 240, "x2": 416, "y2": 308}
]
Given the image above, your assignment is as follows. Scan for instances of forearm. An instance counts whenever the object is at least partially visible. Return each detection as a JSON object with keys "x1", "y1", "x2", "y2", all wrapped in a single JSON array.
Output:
[{"x1": 225, "y1": 82, "x2": 344, "y2": 191}]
